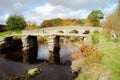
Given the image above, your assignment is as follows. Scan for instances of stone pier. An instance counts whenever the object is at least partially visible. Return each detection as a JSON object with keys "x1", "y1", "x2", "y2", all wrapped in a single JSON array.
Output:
[
  {"x1": 0, "y1": 36, "x2": 23, "y2": 61},
  {"x1": 22, "y1": 35, "x2": 38, "y2": 64},
  {"x1": 53, "y1": 36, "x2": 60, "y2": 64}
]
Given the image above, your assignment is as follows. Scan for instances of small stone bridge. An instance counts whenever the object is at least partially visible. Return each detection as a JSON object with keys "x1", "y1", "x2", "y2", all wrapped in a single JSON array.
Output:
[
  {"x1": 0, "y1": 26, "x2": 102, "y2": 64},
  {"x1": 22, "y1": 26, "x2": 102, "y2": 35}
]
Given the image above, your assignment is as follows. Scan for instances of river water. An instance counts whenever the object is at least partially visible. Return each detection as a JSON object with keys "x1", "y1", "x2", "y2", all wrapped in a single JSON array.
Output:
[
  {"x1": 0, "y1": 37, "x2": 80, "y2": 80},
  {"x1": 37, "y1": 38, "x2": 80, "y2": 62}
]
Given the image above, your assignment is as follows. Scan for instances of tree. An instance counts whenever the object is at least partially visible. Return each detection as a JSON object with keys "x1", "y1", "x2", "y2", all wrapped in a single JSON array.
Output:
[
  {"x1": 117, "y1": 0, "x2": 120, "y2": 15},
  {"x1": 6, "y1": 15, "x2": 27, "y2": 30},
  {"x1": 103, "y1": 1, "x2": 120, "y2": 37},
  {"x1": 88, "y1": 10, "x2": 104, "y2": 27},
  {"x1": 51, "y1": 18, "x2": 62, "y2": 26},
  {"x1": 103, "y1": 12, "x2": 120, "y2": 37},
  {"x1": 88, "y1": 10, "x2": 104, "y2": 20},
  {"x1": 41, "y1": 20, "x2": 52, "y2": 27}
]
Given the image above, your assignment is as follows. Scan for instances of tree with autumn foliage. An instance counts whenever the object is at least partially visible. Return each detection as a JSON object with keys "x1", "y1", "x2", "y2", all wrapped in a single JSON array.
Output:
[
  {"x1": 41, "y1": 20, "x2": 52, "y2": 27},
  {"x1": 40, "y1": 18, "x2": 80, "y2": 27},
  {"x1": 59, "y1": 19, "x2": 80, "y2": 26},
  {"x1": 103, "y1": 0, "x2": 120, "y2": 37},
  {"x1": 51, "y1": 18, "x2": 62, "y2": 26}
]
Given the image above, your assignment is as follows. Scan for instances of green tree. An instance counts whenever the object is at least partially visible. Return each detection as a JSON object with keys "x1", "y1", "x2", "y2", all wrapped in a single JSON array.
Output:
[
  {"x1": 6, "y1": 15, "x2": 27, "y2": 30},
  {"x1": 88, "y1": 10, "x2": 104, "y2": 27},
  {"x1": 88, "y1": 10, "x2": 104, "y2": 20}
]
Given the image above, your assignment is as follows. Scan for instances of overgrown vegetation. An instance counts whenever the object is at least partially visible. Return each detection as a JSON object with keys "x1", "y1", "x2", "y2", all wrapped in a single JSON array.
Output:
[
  {"x1": 71, "y1": 42, "x2": 103, "y2": 80},
  {"x1": 72, "y1": 31, "x2": 120, "y2": 80}
]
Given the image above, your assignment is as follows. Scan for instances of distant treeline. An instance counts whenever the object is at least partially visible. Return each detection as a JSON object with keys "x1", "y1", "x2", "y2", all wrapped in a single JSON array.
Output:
[
  {"x1": 40, "y1": 18, "x2": 101, "y2": 28},
  {"x1": 0, "y1": 24, "x2": 6, "y2": 32},
  {"x1": 40, "y1": 10, "x2": 104, "y2": 28}
]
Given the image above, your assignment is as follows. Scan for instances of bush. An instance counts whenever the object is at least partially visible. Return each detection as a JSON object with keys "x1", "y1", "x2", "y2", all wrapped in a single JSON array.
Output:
[
  {"x1": 37, "y1": 36, "x2": 48, "y2": 44},
  {"x1": 69, "y1": 30, "x2": 79, "y2": 34},
  {"x1": 91, "y1": 30, "x2": 100, "y2": 44},
  {"x1": 93, "y1": 30, "x2": 99, "y2": 34},
  {"x1": 71, "y1": 43, "x2": 102, "y2": 72}
]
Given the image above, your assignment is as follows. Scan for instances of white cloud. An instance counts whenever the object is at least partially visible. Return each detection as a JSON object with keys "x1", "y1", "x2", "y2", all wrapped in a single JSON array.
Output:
[
  {"x1": 0, "y1": 14, "x2": 10, "y2": 24},
  {"x1": 34, "y1": 3, "x2": 54, "y2": 16},
  {"x1": 42, "y1": 0, "x2": 117, "y2": 10},
  {"x1": 25, "y1": 3, "x2": 90, "y2": 24},
  {"x1": 0, "y1": 0, "x2": 118, "y2": 24}
]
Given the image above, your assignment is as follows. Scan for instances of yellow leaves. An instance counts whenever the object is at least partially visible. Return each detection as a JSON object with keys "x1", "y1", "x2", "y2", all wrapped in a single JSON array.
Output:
[
  {"x1": 71, "y1": 43, "x2": 102, "y2": 64},
  {"x1": 83, "y1": 19, "x2": 93, "y2": 26},
  {"x1": 41, "y1": 18, "x2": 80, "y2": 27}
]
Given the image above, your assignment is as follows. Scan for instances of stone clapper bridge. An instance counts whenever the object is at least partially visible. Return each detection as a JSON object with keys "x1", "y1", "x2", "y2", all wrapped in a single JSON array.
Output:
[{"x1": 0, "y1": 26, "x2": 102, "y2": 64}]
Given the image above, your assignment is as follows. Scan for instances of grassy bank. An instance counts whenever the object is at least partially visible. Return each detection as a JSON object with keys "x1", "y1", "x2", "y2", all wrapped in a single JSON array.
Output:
[
  {"x1": 74, "y1": 32, "x2": 120, "y2": 80},
  {"x1": 99, "y1": 41, "x2": 120, "y2": 80},
  {"x1": 0, "y1": 30, "x2": 22, "y2": 38}
]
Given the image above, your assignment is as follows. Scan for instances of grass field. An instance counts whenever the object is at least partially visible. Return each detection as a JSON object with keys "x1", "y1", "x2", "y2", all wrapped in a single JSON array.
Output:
[{"x1": 99, "y1": 41, "x2": 120, "y2": 80}]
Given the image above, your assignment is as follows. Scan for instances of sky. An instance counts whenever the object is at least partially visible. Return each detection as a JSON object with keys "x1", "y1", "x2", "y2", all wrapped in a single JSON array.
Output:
[{"x1": 0, "y1": 0, "x2": 118, "y2": 25}]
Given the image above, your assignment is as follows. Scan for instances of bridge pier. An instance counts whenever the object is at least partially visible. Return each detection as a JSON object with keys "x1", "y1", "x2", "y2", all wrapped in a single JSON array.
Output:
[
  {"x1": 49, "y1": 36, "x2": 60, "y2": 64},
  {"x1": 22, "y1": 35, "x2": 38, "y2": 64},
  {"x1": 53, "y1": 36, "x2": 60, "y2": 64}
]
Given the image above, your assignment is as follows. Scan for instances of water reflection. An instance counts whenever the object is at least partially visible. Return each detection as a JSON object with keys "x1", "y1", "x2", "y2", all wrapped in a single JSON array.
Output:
[
  {"x1": 37, "y1": 37, "x2": 79, "y2": 62},
  {"x1": 37, "y1": 45, "x2": 49, "y2": 60}
]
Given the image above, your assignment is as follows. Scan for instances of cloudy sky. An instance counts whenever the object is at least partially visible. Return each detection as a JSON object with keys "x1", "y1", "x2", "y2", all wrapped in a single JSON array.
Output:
[{"x1": 0, "y1": 0, "x2": 118, "y2": 24}]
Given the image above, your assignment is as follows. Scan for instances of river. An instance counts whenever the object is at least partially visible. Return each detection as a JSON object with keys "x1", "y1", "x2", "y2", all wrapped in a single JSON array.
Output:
[{"x1": 0, "y1": 37, "x2": 80, "y2": 80}]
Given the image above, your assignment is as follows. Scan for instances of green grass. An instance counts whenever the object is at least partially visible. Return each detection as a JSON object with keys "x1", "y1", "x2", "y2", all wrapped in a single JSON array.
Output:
[
  {"x1": 0, "y1": 30, "x2": 22, "y2": 38},
  {"x1": 98, "y1": 41, "x2": 120, "y2": 80}
]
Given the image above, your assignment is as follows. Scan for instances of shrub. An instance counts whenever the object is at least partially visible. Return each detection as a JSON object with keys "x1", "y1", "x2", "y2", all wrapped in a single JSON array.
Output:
[
  {"x1": 69, "y1": 37, "x2": 76, "y2": 41},
  {"x1": 69, "y1": 30, "x2": 79, "y2": 34},
  {"x1": 91, "y1": 30, "x2": 100, "y2": 44},
  {"x1": 93, "y1": 30, "x2": 99, "y2": 34},
  {"x1": 71, "y1": 43, "x2": 102, "y2": 72},
  {"x1": 37, "y1": 36, "x2": 48, "y2": 45}
]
